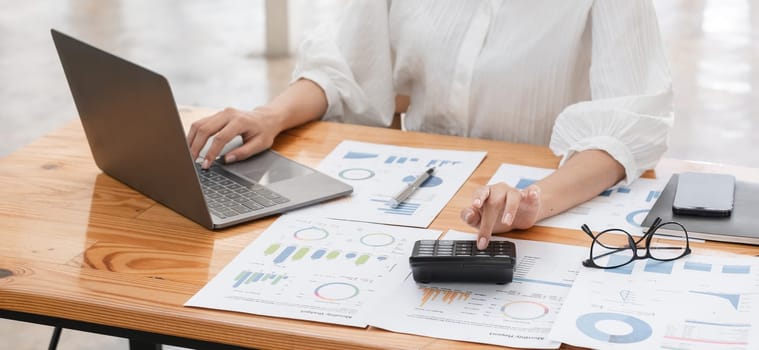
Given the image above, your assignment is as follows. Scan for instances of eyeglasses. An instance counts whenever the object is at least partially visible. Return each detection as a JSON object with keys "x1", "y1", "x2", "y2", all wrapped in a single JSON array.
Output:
[{"x1": 582, "y1": 217, "x2": 691, "y2": 269}]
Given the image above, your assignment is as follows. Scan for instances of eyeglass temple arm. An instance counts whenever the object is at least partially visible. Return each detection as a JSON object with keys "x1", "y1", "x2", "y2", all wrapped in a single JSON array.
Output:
[
  {"x1": 645, "y1": 217, "x2": 663, "y2": 235},
  {"x1": 581, "y1": 224, "x2": 595, "y2": 240}
]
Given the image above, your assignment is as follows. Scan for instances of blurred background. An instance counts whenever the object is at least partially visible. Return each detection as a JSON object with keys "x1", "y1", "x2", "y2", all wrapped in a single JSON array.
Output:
[{"x1": 0, "y1": 0, "x2": 757, "y2": 349}]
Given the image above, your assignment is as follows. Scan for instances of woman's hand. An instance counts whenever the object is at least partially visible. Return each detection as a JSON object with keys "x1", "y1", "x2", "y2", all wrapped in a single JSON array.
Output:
[
  {"x1": 187, "y1": 106, "x2": 282, "y2": 169},
  {"x1": 460, "y1": 183, "x2": 542, "y2": 250}
]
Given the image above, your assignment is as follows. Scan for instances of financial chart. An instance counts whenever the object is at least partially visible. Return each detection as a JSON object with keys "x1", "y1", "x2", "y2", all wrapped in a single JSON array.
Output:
[{"x1": 186, "y1": 215, "x2": 441, "y2": 327}]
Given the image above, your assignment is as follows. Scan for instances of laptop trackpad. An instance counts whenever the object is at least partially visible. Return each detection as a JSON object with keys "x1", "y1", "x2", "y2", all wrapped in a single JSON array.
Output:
[{"x1": 221, "y1": 150, "x2": 314, "y2": 186}]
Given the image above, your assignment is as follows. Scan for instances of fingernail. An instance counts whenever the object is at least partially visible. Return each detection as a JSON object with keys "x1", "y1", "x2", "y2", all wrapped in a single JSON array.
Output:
[
  {"x1": 502, "y1": 212, "x2": 513, "y2": 225},
  {"x1": 201, "y1": 159, "x2": 209, "y2": 169},
  {"x1": 477, "y1": 237, "x2": 488, "y2": 250},
  {"x1": 225, "y1": 154, "x2": 237, "y2": 163},
  {"x1": 473, "y1": 199, "x2": 482, "y2": 208}
]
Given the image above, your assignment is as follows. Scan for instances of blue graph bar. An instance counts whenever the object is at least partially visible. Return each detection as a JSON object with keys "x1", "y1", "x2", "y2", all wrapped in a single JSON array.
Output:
[
  {"x1": 644, "y1": 260, "x2": 674, "y2": 274},
  {"x1": 722, "y1": 265, "x2": 751, "y2": 274},
  {"x1": 385, "y1": 156, "x2": 397, "y2": 164},
  {"x1": 599, "y1": 189, "x2": 612, "y2": 197},
  {"x1": 605, "y1": 255, "x2": 634, "y2": 275},
  {"x1": 250, "y1": 272, "x2": 263, "y2": 282},
  {"x1": 425, "y1": 159, "x2": 461, "y2": 167},
  {"x1": 233, "y1": 271, "x2": 252, "y2": 288},
  {"x1": 343, "y1": 151, "x2": 378, "y2": 159},
  {"x1": 371, "y1": 199, "x2": 420, "y2": 216},
  {"x1": 646, "y1": 190, "x2": 661, "y2": 202},
  {"x1": 515, "y1": 178, "x2": 536, "y2": 190},
  {"x1": 274, "y1": 245, "x2": 296, "y2": 264},
  {"x1": 397, "y1": 157, "x2": 407, "y2": 164},
  {"x1": 684, "y1": 261, "x2": 712, "y2": 272},
  {"x1": 311, "y1": 249, "x2": 326, "y2": 259},
  {"x1": 617, "y1": 187, "x2": 632, "y2": 193}
]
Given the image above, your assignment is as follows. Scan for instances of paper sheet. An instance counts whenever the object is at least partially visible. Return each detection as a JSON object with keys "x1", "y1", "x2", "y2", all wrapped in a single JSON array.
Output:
[
  {"x1": 185, "y1": 215, "x2": 441, "y2": 327},
  {"x1": 289, "y1": 140, "x2": 486, "y2": 227},
  {"x1": 489, "y1": 163, "x2": 669, "y2": 235},
  {"x1": 368, "y1": 230, "x2": 588, "y2": 349},
  {"x1": 549, "y1": 254, "x2": 759, "y2": 349}
]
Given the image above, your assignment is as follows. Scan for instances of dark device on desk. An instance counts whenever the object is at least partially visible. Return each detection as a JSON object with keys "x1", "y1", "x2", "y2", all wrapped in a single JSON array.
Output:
[
  {"x1": 51, "y1": 29, "x2": 352, "y2": 230},
  {"x1": 410, "y1": 240, "x2": 516, "y2": 284},
  {"x1": 672, "y1": 172, "x2": 735, "y2": 217}
]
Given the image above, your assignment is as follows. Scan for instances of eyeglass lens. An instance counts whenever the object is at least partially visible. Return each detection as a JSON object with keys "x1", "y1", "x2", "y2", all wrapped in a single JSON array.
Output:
[
  {"x1": 647, "y1": 222, "x2": 689, "y2": 260},
  {"x1": 590, "y1": 230, "x2": 636, "y2": 268}
]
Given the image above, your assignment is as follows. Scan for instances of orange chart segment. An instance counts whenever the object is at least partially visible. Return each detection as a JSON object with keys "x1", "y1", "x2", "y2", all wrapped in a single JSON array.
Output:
[{"x1": 419, "y1": 286, "x2": 471, "y2": 307}]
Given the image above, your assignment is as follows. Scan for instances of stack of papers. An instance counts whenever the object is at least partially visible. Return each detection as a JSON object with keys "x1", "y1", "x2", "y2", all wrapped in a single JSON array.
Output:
[{"x1": 186, "y1": 148, "x2": 759, "y2": 349}]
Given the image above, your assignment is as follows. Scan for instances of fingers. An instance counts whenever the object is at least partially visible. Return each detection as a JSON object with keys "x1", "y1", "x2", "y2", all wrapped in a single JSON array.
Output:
[
  {"x1": 187, "y1": 109, "x2": 232, "y2": 161},
  {"x1": 471, "y1": 185, "x2": 490, "y2": 209},
  {"x1": 224, "y1": 134, "x2": 270, "y2": 164},
  {"x1": 523, "y1": 184, "x2": 541, "y2": 209},
  {"x1": 500, "y1": 187, "x2": 523, "y2": 226},
  {"x1": 477, "y1": 184, "x2": 510, "y2": 250},
  {"x1": 187, "y1": 108, "x2": 272, "y2": 169},
  {"x1": 460, "y1": 207, "x2": 481, "y2": 227},
  {"x1": 201, "y1": 124, "x2": 242, "y2": 169}
]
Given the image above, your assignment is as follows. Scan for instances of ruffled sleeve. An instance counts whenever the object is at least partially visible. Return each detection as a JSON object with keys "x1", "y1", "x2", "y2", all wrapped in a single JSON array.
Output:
[
  {"x1": 549, "y1": 0, "x2": 674, "y2": 183},
  {"x1": 291, "y1": 1, "x2": 396, "y2": 127}
]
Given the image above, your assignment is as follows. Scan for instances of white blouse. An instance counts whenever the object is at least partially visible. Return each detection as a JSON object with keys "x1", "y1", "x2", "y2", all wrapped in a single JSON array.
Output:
[{"x1": 292, "y1": 0, "x2": 673, "y2": 183}]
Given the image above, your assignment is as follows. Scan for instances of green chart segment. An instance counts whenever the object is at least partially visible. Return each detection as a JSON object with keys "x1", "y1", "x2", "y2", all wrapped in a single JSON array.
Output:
[
  {"x1": 263, "y1": 243, "x2": 388, "y2": 266},
  {"x1": 233, "y1": 271, "x2": 288, "y2": 288}
]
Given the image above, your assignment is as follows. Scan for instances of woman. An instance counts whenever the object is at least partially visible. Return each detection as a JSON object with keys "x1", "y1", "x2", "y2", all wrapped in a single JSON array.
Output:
[{"x1": 187, "y1": 1, "x2": 673, "y2": 250}]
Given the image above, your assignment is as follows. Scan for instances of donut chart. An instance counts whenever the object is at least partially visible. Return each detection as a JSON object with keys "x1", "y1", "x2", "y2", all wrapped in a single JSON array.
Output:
[{"x1": 576, "y1": 312, "x2": 653, "y2": 344}]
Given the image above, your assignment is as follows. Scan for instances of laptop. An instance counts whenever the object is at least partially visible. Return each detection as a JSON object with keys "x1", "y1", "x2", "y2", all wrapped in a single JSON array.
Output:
[
  {"x1": 642, "y1": 174, "x2": 759, "y2": 245},
  {"x1": 51, "y1": 29, "x2": 352, "y2": 229}
]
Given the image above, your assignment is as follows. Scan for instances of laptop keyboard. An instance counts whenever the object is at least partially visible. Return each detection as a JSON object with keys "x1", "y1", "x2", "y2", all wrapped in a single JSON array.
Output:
[{"x1": 196, "y1": 164, "x2": 290, "y2": 219}]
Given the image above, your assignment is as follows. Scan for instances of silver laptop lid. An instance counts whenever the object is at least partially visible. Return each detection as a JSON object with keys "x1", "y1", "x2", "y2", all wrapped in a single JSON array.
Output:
[
  {"x1": 52, "y1": 29, "x2": 353, "y2": 230},
  {"x1": 52, "y1": 29, "x2": 214, "y2": 228}
]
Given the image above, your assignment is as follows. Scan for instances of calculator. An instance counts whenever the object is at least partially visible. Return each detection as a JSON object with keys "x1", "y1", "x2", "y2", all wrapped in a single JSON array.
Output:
[{"x1": 409, "y1": 240, "x2": 516, "y2": 284}]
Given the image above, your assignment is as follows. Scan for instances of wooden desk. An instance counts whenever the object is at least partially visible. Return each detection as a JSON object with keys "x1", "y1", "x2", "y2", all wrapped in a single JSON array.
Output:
[{"x1": 1, "y1": 107, "x2": 758, "y2": 350}]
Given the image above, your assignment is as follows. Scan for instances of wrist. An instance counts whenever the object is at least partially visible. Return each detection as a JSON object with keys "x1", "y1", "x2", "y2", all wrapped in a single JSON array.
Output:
[{"x1": 252, "y1": 104, "x2": 288, "y2": 135}]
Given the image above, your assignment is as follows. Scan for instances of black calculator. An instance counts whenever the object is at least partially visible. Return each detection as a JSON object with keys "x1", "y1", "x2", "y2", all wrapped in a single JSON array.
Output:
[{"x1": 409, "y1": 240, "x2": 516, "y2": 284}]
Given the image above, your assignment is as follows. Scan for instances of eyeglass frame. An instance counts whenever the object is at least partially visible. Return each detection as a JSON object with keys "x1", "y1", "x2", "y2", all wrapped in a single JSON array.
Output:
[{"x1": 581, "y1": 217, "x2": 692, "y2": 269}]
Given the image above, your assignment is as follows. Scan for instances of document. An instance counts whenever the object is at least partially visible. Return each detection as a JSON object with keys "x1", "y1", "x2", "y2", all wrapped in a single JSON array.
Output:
[
  {"x1": 549, "y1": 254, "x2": 759, "y2": 349},
  {"x1": 185, "y1": 215, "x2": 441, "y2": 327},
  {"x1": 368, "y1": 230, "x2": 588, "y2": 349},
  {"x1": 290, "y1": 140, "x2": 486, "y2": 227},
  {"x1": 489, "y1": 164, "x2": 669, "y2": 235}
]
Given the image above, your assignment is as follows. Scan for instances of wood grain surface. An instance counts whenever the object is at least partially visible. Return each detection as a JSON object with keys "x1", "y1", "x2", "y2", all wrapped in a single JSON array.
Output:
[{"x1": 1, "y1": 106, "x2": 757, "y2": 350}]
